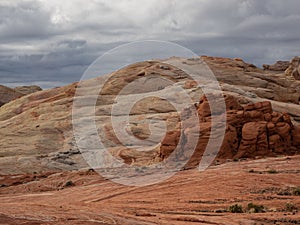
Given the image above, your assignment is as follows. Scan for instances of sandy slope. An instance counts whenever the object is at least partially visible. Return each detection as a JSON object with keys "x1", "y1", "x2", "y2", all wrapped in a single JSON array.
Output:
[{"x1": 0, "y1": 155, "x2": 299, "y2": 225}]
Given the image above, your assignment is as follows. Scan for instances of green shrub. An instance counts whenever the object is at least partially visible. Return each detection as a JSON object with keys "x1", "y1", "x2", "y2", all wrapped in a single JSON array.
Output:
[
  {"x1": 228, "y1": 204, "x2": 243, "y2": 213},
  {"x1": 292, "y1": 187, "x2": 300, "y2": 196},
  {"x1": 247, "y1": 203, "x2": 265, "y2": 213},
  {"x1": 267, "y1": 169, "x2": 278, "y2": 174},
  {"x1": 64, "y1": 180, "x2": 74, "y2": 187},
  {"x1": 285, "y1": 203, "x2": 297, "y2": 212}
]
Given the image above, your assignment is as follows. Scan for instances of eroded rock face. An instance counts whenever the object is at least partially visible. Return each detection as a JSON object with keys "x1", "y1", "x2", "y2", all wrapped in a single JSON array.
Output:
[
  {"x1": 14, "y1": 85, "x2": 42, "y2": 95},
  {"x1": 0, "y1": 56, "x2": 299, "y2": 174},
  {"x1": 203, "y1": 56, "x2": 300, "y2": 106},
  {"x1": 159, "y1": 94, "x2": 300, "y2": 168},
  {"x1": 285, "y1": 56, "x2": 300, "y2": 80},
  {"x1": 292, "y1": 125, "x2": 300, "y2": 146},
  {"x1": 0, "y1": 82, "x2": 81, "y2": 174},
  {"x1": 0, "y1": 85, "x2": 24, "y2": 107},
  {"x1": 0, "y1": 85, "x2": 42, "y2": 108},
  {"x1": 263, "y1": 61, "x2": 289, "y2": 71}
]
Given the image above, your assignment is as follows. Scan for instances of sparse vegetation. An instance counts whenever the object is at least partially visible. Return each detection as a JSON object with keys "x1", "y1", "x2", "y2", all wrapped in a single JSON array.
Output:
[
  {"x1": 64, "y1": 180, "x2": 74, "y2": 187},
  {"x1": 292, "y1": 187, "x2": 300, "y2": 196},
  {"x1": 135, "y1": 167, "x2": 144, "y2": 173},
  {"x1": 277, "y1": 186, "x2": 300, "y2": 196},
  {"x1": 228, "y1": 204, "x2": 243, "y2": 213},
  {"x1": 267, "y1": 169, "x2": 278, "y2": 174},
  {"x1": 285, "y1": 202, "x2": 297, "y2": 212},
  {"x1": 247, "y1": 203, "x2": 265, "y2": 213},
  {"x1": 277, "y1": 189, "x2": 291, "y2": 196}
]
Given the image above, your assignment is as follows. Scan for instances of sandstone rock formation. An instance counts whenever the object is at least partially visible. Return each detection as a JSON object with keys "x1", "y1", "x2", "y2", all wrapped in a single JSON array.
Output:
[
  {"x1": 13, "y1": 85, "x2": 42, "y2": 95},
  {"x1": 0, "y1": 56, "x2": 299, "y2": 174},
  {"x1": 0, "y1": 82, "x2": 82, "y2": 174},
  {"x1": 263, "y1": 60, "x2": 289, "y2": 71},
  {"x1": 159, "y1": 94, "x2": 300, "y2": 168},
  {"x1": 202, "y1": 56, "x2": 300, "y2": 121},
  {"x1": 0, "y1": 85, "x2": 24, "y2": 107},
  {"x1": 285, "y1": 56, "x2": 300, "y2": 80},
  {"x1": 0, "y1": 85, "x2": 42, "y2": 107}
]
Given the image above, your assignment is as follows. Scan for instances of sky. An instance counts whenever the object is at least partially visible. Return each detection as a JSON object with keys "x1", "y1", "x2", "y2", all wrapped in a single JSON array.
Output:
[{"x1": 1, "y1": 0, "x2": 300, "y2": 89}]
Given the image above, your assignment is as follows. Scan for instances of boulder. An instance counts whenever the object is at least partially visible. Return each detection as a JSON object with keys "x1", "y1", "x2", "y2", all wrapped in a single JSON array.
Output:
[
  {"x1": 237, "y1": 121, "x2": 269, "y2": 157},
  {"x1": 292, "y1": 125, "x2": 300, "y2": 146},
  {"x1": 285, "y1": 56, "x2": 300, "y2": 80}
]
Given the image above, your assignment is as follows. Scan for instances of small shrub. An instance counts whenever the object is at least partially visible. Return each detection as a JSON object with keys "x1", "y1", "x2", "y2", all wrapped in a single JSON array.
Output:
[
  {"x1": 247, "y1": 203, "x2": 265, "y2": 213},
  {"x1": 277, "y1": 190, "x2": 291, "y2": 196},
  {"x1": 248, "y1": 169, "x2": 255, "y2": 173},
  {"x1": 292, "y1": 187, "x2": 300, "y2": 196},
  {"x1": 229, "y1": 204, "x2": 243, "y2": 213},
  {"x1": 277, "y1": 187, "x2": 300, "y2": 196},
  {"x1": 285, "y1": 203, "x2": 297, "y2": 212},
  {"x1": 135, "y1": 167, "x2": 143, "y2": 173},
  {"x1": 267, "y1": 169, "x2": 278, "y2": 174},
  {"x1": 64, "y1": 180, "x2": 74, "y2": 187}
]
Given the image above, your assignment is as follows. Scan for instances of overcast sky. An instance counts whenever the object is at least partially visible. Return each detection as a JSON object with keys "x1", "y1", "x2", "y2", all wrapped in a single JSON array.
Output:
[{"x1": 1, "y1": 0, "x2": 300, "y2": 89}]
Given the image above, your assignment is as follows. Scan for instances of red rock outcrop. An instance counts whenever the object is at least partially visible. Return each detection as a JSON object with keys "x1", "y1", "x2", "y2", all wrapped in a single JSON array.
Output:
[{"x1": 159, "y1": 94, "x2": 300, "y2": 168}]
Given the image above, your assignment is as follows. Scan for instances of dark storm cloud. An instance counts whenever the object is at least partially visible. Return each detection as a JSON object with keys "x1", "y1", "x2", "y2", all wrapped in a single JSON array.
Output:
[{"x1": 0, "y1": 0, "x2": 300, "y2": 89}]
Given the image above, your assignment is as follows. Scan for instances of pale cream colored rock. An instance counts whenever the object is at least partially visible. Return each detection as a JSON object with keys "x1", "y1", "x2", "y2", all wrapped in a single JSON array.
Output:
[{"x1": 0, "y1": 56, "x2": 299, "y2": 174}]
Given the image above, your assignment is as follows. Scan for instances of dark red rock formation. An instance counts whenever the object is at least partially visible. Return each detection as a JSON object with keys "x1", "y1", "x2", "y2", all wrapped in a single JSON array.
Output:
[{"x1": 159, "y1": 94, "x2": 300, "y2": 168}]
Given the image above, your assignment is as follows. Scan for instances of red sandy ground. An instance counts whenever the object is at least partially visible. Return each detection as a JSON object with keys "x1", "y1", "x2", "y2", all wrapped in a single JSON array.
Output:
[{"x1": 0, "y1": 156, "x2": 299, "y2": 225}]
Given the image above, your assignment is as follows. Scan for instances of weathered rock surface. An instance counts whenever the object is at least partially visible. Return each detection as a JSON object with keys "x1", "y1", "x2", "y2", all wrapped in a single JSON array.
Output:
[
  {"x1": 263, "y1": 60, "x2": 289, "y2": 71},
  {"x1": 0, "y1": 85, "x2": 24, "y2": 107},
  {"x1": 286, "y1": 56, "x2": 300, "y2": 80},
  {"x1": 0, "y1": 156, "x2": 299, "y2": 224},
  {"x1": 0, "y1": 56, "x2": 299, "y2": 174},
  {"x1": 159, "y1": 94, "x2": 300, "y2": 168},
  {"x1": 0, "y1": 82, "x2": 84, "y2": 174},
  {"x1": 13, "y1": 85, "x2": 42, "y2": 95},
  {"x1": 202, "y1": 56, "x2": 300, "y2": 122},
  {"x1": 0, "y1": 84, "x2": 42, "y2": 107},
  {"x1": 203, "y1": 56, "x2": 300, "y2": 106}
]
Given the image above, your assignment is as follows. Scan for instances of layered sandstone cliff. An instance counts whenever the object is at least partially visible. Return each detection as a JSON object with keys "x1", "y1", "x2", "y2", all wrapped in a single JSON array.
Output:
[{"x1": 0, "y1": 56, "x2": 299, "y2": 174}]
